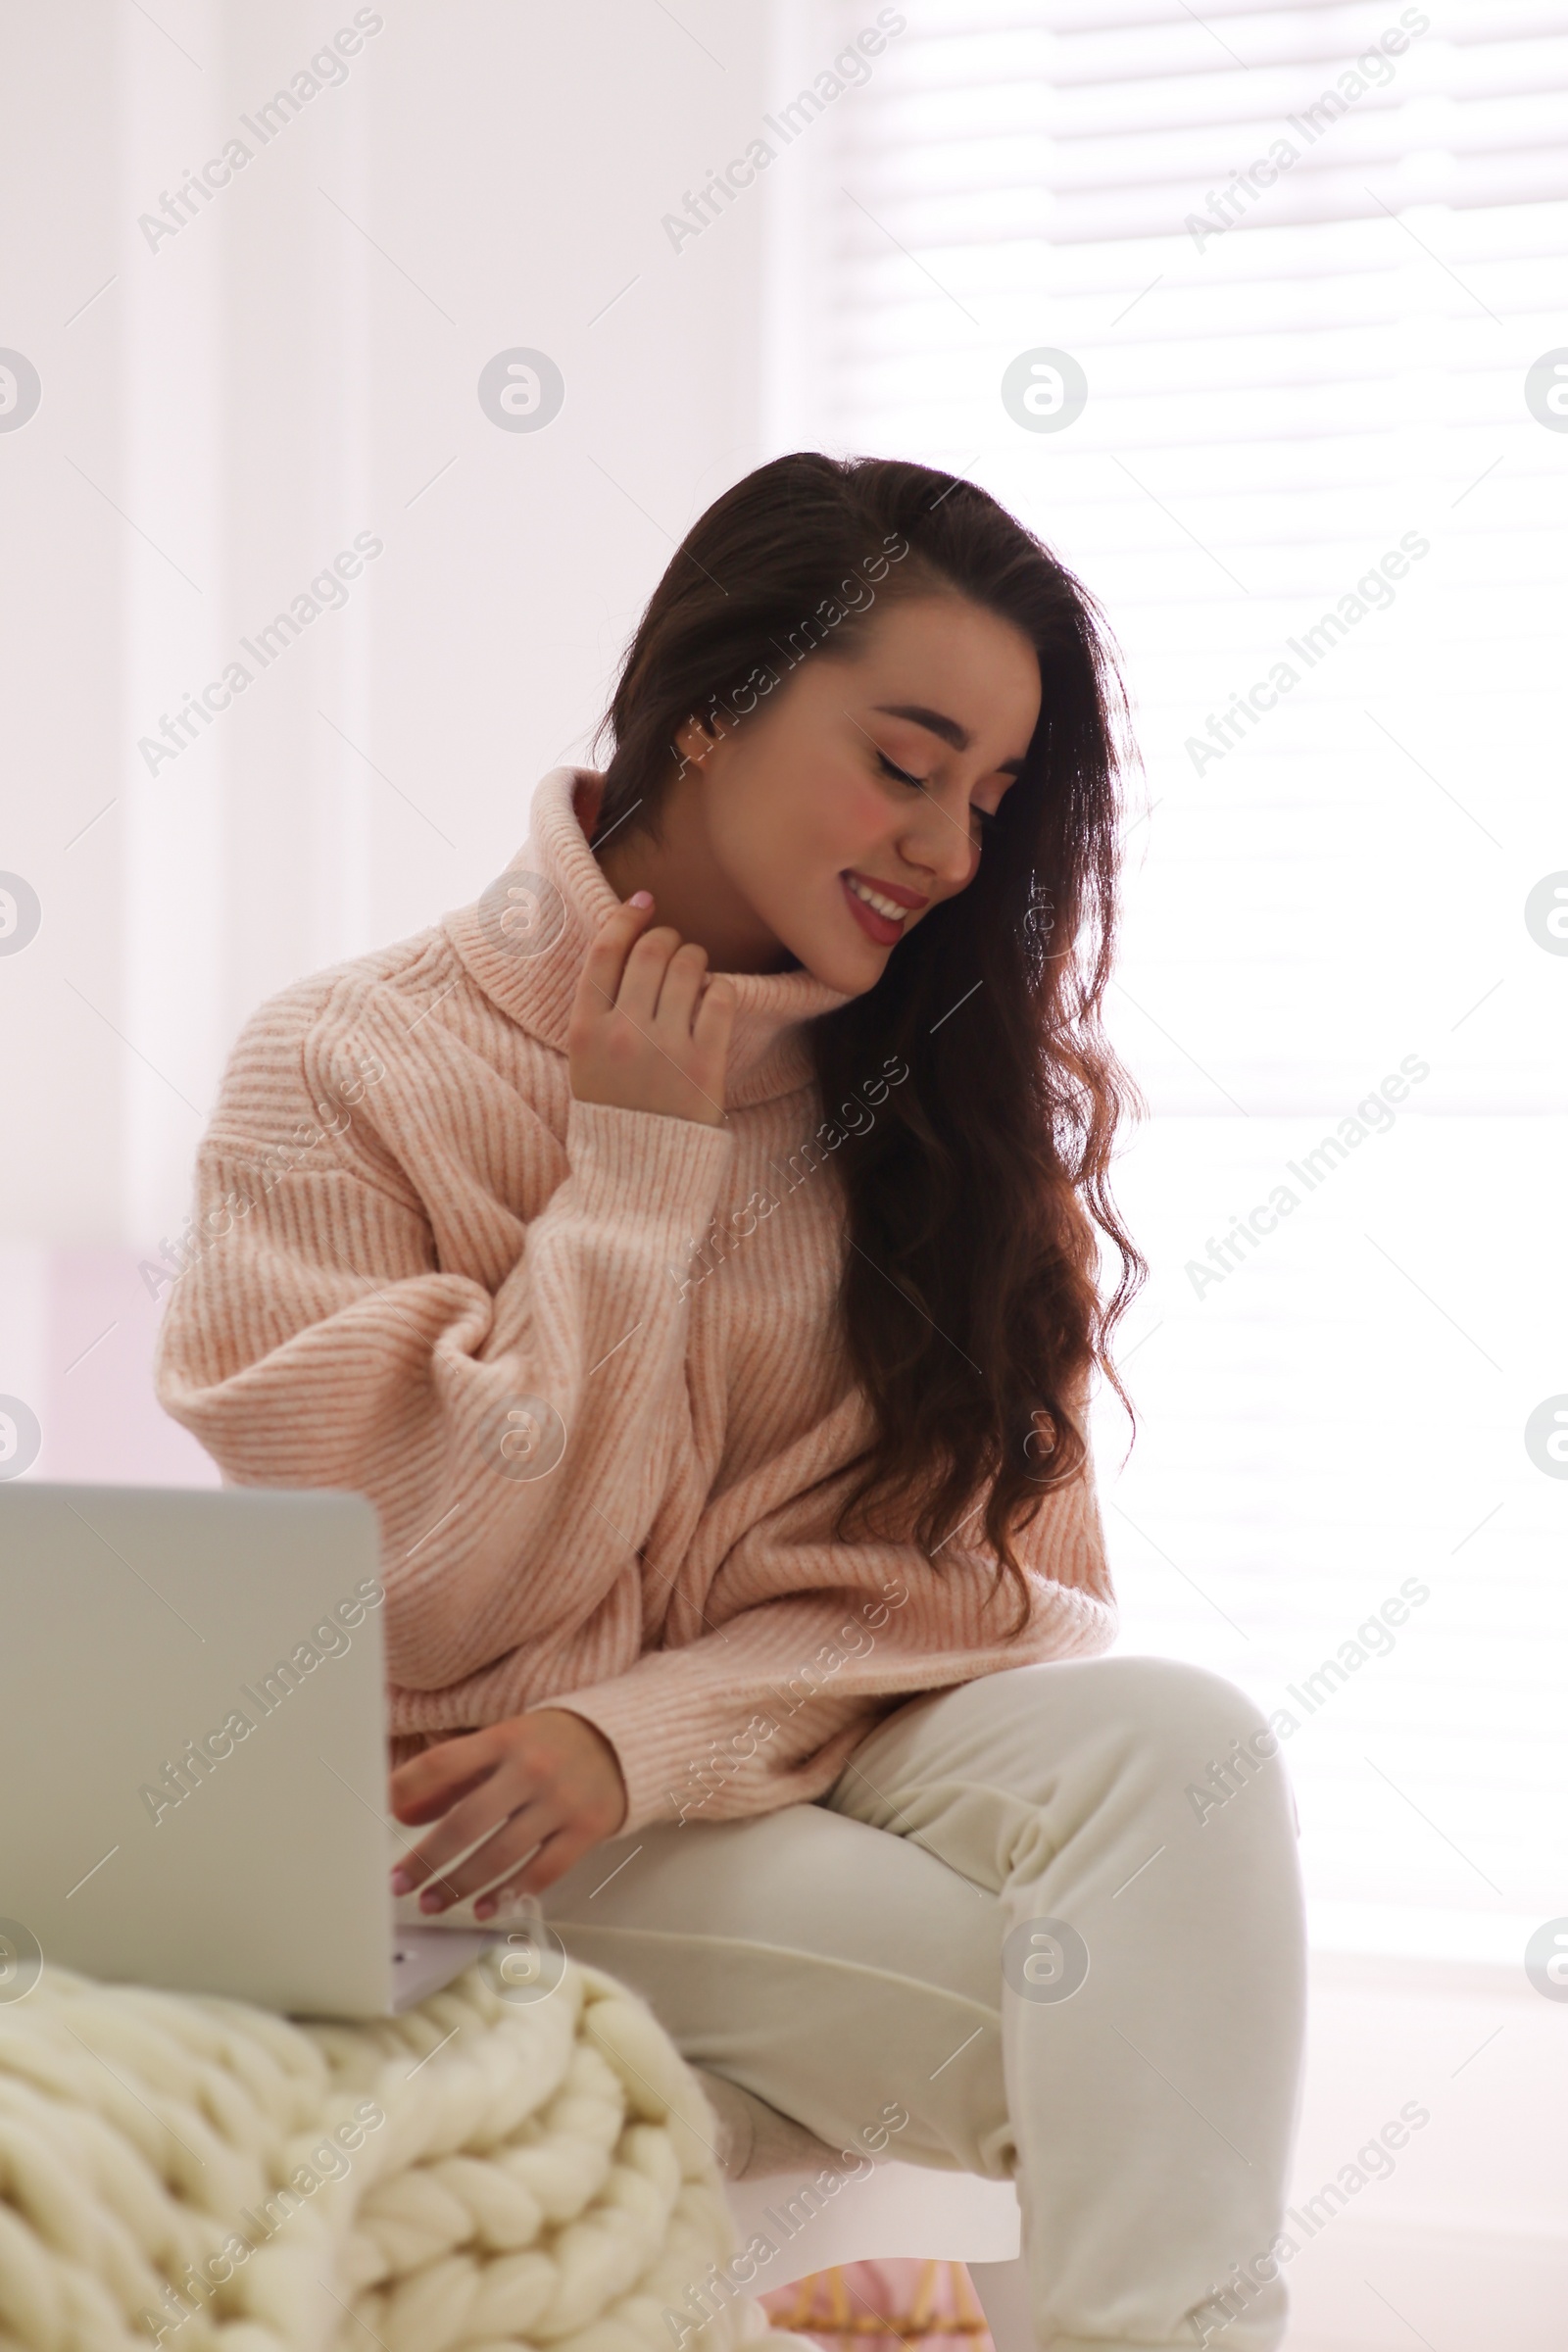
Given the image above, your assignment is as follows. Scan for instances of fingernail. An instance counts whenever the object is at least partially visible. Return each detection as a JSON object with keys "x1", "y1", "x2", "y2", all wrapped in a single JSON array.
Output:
[
  {"x1": 389, "y1": 1867, "x2": 412, "y2": 1894},
  {"x1": 628, "y1": 890, "x2": 654, "y2": 909},
  {"x1": 419, "y1": 1889, "x2": 446, "y2": 1913},
  {"x1": 473, "y1": 1896, "x2": 496, "y2": 1921}
]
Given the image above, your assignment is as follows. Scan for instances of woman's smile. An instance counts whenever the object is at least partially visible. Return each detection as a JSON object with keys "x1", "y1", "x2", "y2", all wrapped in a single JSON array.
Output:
[{"x1": 840, "y1": 867, "x2": 922, "y2": 945}]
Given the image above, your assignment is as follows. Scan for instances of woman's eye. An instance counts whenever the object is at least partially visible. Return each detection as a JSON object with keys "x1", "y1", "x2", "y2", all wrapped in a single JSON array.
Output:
[
  {"x1": 876, "y1": 752, "x2": 925, "y2": 789},
  {"x1": 973, "y1": 805, "x2": 1000, "y2": 831}
]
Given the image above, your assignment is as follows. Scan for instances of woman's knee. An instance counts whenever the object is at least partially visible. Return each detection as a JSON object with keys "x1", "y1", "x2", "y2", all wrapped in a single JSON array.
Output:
[
  {"x1": 966, "y1": 1652, "x2": 1279, "y2": 1792},
  {"x1": 960, "y1": 1652, "x2": 1269, "y2": 1741},
  {"x1": 1061, "y1": 1654, "x2": 1296, "y2": 1834},
  {"x1": 847, "y1": 1653, "x2": 1292, "y2": 1838},
  {"x1": 1087, "y1": 1652, "x2": 1272, "y2": 1747}
]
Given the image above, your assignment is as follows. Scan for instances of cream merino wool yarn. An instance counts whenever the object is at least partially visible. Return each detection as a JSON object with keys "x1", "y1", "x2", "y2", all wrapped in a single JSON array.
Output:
[{"x1": 0, "y1": 1955, "x2": 809, "y2": 2352}]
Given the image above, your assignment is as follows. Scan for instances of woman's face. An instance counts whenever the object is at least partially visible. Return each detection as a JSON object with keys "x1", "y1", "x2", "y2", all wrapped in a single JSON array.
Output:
[{"x1": 665, "y1": 592, "x2": 1042, "y2": 993}]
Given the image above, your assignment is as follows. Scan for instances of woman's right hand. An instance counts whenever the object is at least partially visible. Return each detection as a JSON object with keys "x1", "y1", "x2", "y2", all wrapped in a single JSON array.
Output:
[{"x1": 567, "y1": 894, "x2": 737, "y2": 1128}]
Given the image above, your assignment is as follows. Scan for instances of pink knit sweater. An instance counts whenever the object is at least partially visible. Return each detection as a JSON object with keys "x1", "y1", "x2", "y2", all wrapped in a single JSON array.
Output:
[{"x1": 154, "y1": 767, "x2": 1117, "y2": 1835}]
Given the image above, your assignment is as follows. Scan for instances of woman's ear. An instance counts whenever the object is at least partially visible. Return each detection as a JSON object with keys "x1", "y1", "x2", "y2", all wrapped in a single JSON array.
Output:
[{"x1": 673, "y1": 710, "x2": 731, "y2": 778}]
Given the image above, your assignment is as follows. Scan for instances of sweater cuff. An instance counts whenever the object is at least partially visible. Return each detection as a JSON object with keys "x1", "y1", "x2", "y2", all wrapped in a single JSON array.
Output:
[
  {"x1": 564, "y1": 1095, "x2": 734, "y2": 1230},
  {"x1": 542, "y1": 1680, "x2": 731, "y2": 1839}
]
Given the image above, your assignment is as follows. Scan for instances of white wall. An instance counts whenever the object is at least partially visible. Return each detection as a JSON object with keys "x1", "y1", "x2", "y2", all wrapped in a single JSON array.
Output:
[{"x1": 0, "y1": 0, "x2": 775, "y2": 1250}]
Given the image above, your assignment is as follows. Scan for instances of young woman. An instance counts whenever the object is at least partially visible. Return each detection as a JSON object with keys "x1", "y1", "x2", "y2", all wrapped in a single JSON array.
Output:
[{"x1": 157, "y1": 454, "x2": 1305, "y2": 2352}]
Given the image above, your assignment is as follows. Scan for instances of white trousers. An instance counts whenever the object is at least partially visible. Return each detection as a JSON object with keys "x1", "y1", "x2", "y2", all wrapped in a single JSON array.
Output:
[{"x1": 519, "y1": 1657, "x2": 1303, "y2": 2352}]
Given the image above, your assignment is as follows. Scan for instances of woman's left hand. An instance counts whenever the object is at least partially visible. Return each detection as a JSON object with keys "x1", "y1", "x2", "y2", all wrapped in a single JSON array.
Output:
[{"x1": 388, "y1": 1708, "x2": 628, "y2": 1918}]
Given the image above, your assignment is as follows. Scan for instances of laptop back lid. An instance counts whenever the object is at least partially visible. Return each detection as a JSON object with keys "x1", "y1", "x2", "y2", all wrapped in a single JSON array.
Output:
[{"x1": 0, "y1": 1483, "x2": 394, "y2": 2016}]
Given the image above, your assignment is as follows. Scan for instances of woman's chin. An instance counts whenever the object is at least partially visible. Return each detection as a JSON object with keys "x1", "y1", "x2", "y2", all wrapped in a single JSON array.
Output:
[
  {"x1": 799, "y1": 939, "x2": 888, "y2": 997},
  {"x1": 763, "y1": 900, "x2": 895, "y2": 996}
]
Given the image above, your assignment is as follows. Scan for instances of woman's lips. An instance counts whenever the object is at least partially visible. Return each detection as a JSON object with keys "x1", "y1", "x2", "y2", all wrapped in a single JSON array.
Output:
[{"x1": 839, "y1": 871, "x2": 906, "y2": 946}]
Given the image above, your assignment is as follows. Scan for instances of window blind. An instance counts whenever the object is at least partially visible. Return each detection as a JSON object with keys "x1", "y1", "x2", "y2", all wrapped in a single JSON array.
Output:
[{"x1": 786, "y1": 0, "x2": 1568, "y2": 1947}]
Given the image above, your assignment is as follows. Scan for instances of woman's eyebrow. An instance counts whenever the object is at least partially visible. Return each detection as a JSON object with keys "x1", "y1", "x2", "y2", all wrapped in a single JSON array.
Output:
[{"x1": 871, "y1": 703, "x2": 1026, "y2": 776}]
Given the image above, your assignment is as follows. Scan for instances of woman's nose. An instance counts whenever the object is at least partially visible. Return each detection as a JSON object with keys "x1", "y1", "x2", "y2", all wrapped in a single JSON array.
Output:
[{"x1": 904, "y1": 800, "x2": 980, "y2": 891}]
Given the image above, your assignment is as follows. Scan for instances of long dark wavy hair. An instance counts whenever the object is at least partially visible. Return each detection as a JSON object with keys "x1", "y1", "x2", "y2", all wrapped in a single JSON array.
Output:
[{"x1": 590, "y1": 453, "x2": 1146, "y2": 1629}]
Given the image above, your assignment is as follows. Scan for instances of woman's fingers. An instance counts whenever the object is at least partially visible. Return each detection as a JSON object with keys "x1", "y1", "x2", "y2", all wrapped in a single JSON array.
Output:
[
  {"x1": 389, "y1": 1727, "x2": 502, "y2": 1828},
  {"x1": 652, "y1": 940, "x2": 710, "y2": 1035},
  {"x1": 574, "y1": 897, "x2": 654, "y2": 1022},
  {"x1": 474, "y1": 1816, "x2": 600, "y2": 1914},
  {"x1": 691, "y1": 972, "x2": 737, "y2": 1058},
  {"x1": 389, "y1": 1712, "x2": 626, "y2": 1914},
  {"x1": 614, "y1": 923, "x2": 684, "y2": 1027},
  {"x1": 415, "y1": 1800, "x2": 554, "y2": 1912},
  {"x1": 567, "y1": 892, "x2": 731, "y2": 1126},
  {"x1": 582, "y1": 903, "x2": 711, "y2": 1039},
  {"x1": 391, "y1": 1755, "x2": 523, "y2": 1896}
]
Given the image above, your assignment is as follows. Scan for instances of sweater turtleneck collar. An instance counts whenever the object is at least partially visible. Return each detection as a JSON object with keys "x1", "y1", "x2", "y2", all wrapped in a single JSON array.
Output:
[{"x1": 443, "y1": 766, "x2": 856, "y2": 1108}]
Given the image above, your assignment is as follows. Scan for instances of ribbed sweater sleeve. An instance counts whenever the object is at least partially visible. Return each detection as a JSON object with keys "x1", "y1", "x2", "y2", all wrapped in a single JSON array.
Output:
[
  {"x1": 153, "y1": 968, "x2": 734, "y2": 1695},
  {"x1": 549, "y1": 1464, "x2": 1116, "y2": 1835}
]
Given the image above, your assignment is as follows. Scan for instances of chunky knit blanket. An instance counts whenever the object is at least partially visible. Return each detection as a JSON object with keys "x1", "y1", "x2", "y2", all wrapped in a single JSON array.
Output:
[{"x1": 0, "y1": 1954, "x2": 799, "y2": 2352}]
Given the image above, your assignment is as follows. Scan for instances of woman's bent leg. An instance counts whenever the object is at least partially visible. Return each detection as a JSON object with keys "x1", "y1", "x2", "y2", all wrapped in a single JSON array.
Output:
[
  {"x1": 825, "y1": 1654, "x2": 1307, "y2": 2352},
  {"x1": 539, "y1": 1797, "x2": 1012, "y2": 2178}
]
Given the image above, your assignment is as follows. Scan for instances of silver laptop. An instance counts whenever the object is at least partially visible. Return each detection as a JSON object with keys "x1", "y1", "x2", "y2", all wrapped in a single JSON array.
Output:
[{"x1": 0, "y1": 1483, "x2": 493, "y2": 2017}]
